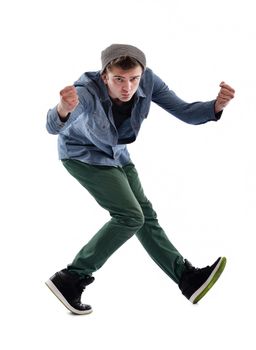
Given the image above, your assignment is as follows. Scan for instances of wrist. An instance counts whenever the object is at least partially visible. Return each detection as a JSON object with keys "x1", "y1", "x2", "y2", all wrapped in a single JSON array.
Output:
[{"x1": 57, "y1": 104, "x2": 70, "y2": 119}]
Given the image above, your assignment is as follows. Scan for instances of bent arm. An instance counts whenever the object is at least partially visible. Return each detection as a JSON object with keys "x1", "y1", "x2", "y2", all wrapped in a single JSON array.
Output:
[
  {"x1": 152, "y1": 74, "x2": 221, "y2": 125},
  {"x1": 46, "y1": 86, "x2": 90, "y2": 135},
  {"x1": 46, "y1": 104, "x2": 85, "y2": 135}
]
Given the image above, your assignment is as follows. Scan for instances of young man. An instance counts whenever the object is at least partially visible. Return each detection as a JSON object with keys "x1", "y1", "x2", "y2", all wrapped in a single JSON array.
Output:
[{"x1": 45, "y1": 44, "x2": 235, "y2": 315}]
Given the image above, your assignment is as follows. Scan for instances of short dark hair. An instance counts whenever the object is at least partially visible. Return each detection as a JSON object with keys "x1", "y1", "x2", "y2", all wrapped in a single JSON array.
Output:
[{"x1": 104, "y1": 56, "x2": 143, "y2": 73}]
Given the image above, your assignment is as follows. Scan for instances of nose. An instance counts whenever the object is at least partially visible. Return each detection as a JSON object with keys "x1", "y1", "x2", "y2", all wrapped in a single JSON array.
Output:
[{"x1": 122, "y1": 80, "x2": 132, "y2": 92}]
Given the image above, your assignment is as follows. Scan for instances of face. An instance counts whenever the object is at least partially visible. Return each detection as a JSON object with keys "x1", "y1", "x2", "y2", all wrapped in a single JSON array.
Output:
[{"x1": 102, "y1": 65, "x2": 143, "y2": 103}]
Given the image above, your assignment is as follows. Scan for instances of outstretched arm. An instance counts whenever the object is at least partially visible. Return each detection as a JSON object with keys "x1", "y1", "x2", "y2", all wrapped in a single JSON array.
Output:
[{"x1": 151, "y1": 72, "x2": 235, "y2": 125}]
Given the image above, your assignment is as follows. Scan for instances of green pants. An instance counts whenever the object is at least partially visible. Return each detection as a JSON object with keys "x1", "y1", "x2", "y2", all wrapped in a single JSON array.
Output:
[{"x1": 62, "y1": 159, "x2": 186, "y2": 284}]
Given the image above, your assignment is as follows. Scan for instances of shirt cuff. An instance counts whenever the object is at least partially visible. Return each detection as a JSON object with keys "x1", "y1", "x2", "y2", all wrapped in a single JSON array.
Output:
[
  {"x1": 215, "y1": 110, "x2": 223, "y2": 120},
  {"x1": 57, "y1": 111, "x2": 71, "y2": 123}
]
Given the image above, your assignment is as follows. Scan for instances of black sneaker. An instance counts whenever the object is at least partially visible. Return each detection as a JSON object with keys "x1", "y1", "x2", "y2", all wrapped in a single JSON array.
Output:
[
  {"x1": 179, "y1": 257, "x2": 227, "y2": 304},
  {"x1": 45, "y1": 269, "x2": 94, "y2": 315}
]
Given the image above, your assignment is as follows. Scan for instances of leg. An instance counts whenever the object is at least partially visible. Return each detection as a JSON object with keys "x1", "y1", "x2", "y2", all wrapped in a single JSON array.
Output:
[
  {"x1": 122, "y1": 164, "x2": 227, "y2": 302},
  {"x1": 48, "y1": 160, "x2": 226, "y2": 310},
  {"x1": 122, "y1": 163, "x2": 186, "y2": 284},
  {"x1": 62, "y1": 160, "x2": 145, "y2": 276}
]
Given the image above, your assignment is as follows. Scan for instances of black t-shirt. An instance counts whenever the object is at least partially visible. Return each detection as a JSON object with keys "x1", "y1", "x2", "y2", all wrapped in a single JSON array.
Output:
[{"x1": 111, "y1": 97, "x2": 136, "y2": 144}]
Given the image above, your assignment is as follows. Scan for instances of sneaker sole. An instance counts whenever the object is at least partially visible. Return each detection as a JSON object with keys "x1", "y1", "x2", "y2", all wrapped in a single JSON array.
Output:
[
  {"x1": 45, "y1": 279, "x2": 93, "y2": 315},
  {"x1": 189, "y1": 257, "x2": 227, "y2": 304}
]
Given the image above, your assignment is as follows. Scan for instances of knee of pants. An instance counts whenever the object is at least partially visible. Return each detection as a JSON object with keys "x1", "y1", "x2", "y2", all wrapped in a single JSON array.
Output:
[
  {"x1": 113, "y1": 209, "x2": 145, "y2": 232},
  {"x1": 140, "y1": 200, "x2": 157, "y2": 219}
]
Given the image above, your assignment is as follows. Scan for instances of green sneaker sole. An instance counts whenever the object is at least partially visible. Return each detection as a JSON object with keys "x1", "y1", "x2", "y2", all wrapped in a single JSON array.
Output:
[{"x1": 192, "y1": 257, "x2": 227, "y2": 304}]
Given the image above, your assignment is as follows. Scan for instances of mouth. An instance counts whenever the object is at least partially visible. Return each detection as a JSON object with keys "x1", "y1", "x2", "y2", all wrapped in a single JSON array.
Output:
[{"x1": 121, "y1": 94, "x2": 131, "y2": 98}]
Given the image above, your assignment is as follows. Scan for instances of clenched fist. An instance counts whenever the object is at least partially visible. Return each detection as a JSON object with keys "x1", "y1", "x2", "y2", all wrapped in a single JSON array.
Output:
[
  {"x1": 57, "y1": 86, "x2": 79, "y2": 118},
  {"x1": 215, "y1": 82, "x2": 235, "y2": 114}
]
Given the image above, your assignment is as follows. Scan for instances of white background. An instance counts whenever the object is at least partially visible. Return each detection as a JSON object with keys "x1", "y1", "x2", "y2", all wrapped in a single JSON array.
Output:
[{"x1": 1, "y1": 0, "x2": 255, "y2": 349}]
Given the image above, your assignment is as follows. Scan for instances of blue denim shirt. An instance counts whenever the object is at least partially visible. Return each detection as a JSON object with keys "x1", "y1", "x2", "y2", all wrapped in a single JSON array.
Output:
[{"x1": 46, "y1": 68, "x2": 220, "y2": 166}]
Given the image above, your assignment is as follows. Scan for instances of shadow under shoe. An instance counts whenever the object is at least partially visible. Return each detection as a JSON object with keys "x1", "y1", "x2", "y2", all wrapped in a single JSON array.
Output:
[
  {"x1": 179, "y1": 257, "x2": 227, "y2": 304},
  {"x1": 46, "y1": 269, "x2": 95, "y2": 315}
]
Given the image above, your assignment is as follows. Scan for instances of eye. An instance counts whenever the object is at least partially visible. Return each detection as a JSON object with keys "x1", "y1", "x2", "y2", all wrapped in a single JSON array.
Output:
[{"x1": 115, "y1": 77, "x2": 123, "y2": 83}]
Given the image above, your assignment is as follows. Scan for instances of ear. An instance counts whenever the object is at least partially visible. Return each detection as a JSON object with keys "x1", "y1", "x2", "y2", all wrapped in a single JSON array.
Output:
[{"x1": 101, "y1": 73, "x2": 108, "y2": 85}]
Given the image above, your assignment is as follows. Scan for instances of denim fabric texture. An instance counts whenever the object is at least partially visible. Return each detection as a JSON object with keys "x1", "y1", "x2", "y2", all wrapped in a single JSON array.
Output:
[{"x1": 46, "y1": 68, "x2": 220, "y2": 166}]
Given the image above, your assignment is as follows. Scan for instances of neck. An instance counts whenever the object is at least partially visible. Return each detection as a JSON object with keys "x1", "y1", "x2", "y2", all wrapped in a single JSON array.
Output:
[{"x1": 111, "y1": 98, "x2": 124, "y2": 106}]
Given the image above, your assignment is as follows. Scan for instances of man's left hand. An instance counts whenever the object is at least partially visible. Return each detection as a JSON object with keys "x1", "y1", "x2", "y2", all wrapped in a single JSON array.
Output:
[{"x1": 215, "y1": 81, "x2": 235, "y2": 113}]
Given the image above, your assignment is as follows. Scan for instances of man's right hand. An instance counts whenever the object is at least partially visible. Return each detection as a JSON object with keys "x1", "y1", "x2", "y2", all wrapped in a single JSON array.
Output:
[{"x1": 57, "y1": 86, "x2": 79, "y2": 118}]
